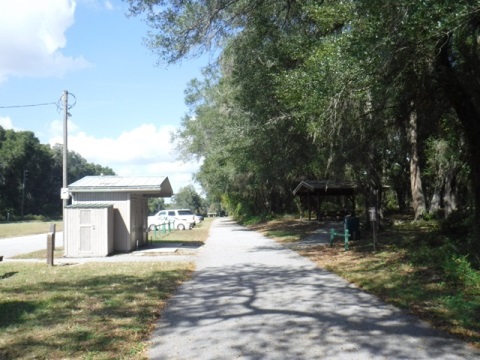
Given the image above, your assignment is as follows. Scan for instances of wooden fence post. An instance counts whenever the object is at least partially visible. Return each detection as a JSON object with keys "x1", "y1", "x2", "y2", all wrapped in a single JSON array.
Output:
[{"x1": 47, "y1": 223, "x2": 56, "y2": 266}]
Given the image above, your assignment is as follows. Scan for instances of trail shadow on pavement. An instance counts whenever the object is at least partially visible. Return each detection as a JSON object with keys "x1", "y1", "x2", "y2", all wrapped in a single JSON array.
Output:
[{"x1": 150, "y1": 262, "x2": 480, "y2": 360}]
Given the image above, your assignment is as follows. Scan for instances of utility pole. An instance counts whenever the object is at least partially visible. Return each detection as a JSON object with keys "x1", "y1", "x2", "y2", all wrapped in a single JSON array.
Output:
[
  {"x1": 62, "y1": 90, "x2": 68, "y2": 213},
  {"x1": 21, "y1": 169, "x2": 28, "y2": 218}
]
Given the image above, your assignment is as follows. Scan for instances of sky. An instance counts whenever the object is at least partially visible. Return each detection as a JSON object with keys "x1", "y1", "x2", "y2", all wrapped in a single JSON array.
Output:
[{"x1": 0, "y1": 0, "x2": 208, "y2": 195}]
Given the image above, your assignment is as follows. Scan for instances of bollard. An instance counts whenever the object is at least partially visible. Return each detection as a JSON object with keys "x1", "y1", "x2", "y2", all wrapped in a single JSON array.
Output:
[
  {"x1": 330, "y1": 228, "x2": 335, "y2": 247},
  {"x1": 47, "y1": 223, "x2": 56, "y2": 266},
  {"x1": 344, "y1": 229, "x2": 350, "y2": 251}
]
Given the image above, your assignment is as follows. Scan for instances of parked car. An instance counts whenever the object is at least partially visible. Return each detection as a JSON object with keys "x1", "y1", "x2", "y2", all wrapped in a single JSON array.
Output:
[
  {"x1": 194, "y1": 214, "x2": 204, "y2": 223},
  {"x1": 148, "y1": 209, "x2": 195, "y2": 230},
  {"x1": 148, "y1": 218, "x2": 193, "y2": 231}
]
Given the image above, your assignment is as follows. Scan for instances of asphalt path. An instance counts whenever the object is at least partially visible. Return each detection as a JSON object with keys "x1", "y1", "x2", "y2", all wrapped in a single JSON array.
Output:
[
  {"x1": 149, "y1": 218, "x2": 480, "y2": 360},
  {"x1": 0, "y1": 232, "x2": 64, "y2": 258}
]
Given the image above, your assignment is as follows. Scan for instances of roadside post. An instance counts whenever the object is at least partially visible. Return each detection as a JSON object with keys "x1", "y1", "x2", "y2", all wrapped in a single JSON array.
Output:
[
  {"x1": 369, "y1": 207, "x2": 377, "y2": 251},
  {"x1": 47, "y1": 223, "x2": 56, "y2": 266}
]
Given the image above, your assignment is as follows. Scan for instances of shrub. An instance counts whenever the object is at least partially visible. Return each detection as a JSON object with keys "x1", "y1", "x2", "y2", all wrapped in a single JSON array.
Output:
[
  {"x1": 440, "y1": 210, "x2": 473, "y2": 237},
  {"x1": 443, "y1": 254, "x2": 480, "y2": 289}
]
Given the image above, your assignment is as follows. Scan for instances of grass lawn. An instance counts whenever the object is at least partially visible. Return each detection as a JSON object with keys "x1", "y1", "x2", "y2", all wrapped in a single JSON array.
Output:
[
  {"x1": 249, "y1": 216, "x2": 480, "y2": 349},
  {"x1": 0, "y1": 261, "x2": 194, "y2": 359},
  {"x1": 0, "y1": 218, "x2": 215, "y2": 359},
  {"x1": 148, "y1": 217, "x2": 213, "y2": 244},
  {"x1": 0, "y1": 221, "x2": 63, "y2": 239}
]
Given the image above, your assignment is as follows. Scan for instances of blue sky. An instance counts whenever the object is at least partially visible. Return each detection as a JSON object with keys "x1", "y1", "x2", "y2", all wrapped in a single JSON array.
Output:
[{"x1": 0, "y1": 0, "x2": 208, "y2": 194}]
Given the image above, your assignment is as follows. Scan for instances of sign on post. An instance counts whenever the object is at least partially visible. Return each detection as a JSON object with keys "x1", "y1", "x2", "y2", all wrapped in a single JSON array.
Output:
[{"x1": 60, "y1": 187, "x2": 70, "y2": 200}]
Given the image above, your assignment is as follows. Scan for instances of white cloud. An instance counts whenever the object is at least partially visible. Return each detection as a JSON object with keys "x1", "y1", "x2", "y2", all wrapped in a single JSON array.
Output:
[
  {"x1": 0, "y1": 0, "x2": 91, "y2": 82},
  {"x1": 48, "y1": 122, "x2": 202, "y2": 193},
  {"x1": 104, "y1": 1, "x2": 114, "y2": 11},
  {"x1": 0, "y1": 116, "x2": 18, "y2": 130}
]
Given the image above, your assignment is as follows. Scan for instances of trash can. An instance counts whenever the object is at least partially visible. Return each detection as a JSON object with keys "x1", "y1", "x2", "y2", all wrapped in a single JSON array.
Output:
[{"x1": 345, "y1": 216, "x2": 360, "y2": 240}]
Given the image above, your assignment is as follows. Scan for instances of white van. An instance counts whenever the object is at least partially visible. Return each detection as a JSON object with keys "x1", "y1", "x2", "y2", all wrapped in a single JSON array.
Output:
[{"x1": 148, "y1": 209, "x2": 195, "y2": 230}]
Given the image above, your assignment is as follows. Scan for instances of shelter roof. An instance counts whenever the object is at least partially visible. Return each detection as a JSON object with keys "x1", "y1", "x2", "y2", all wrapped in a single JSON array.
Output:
[
  {"x1": 68, "y1": 176, "x2": 173, "y2": 197},
  {"x1": 293, "y1": 180, "x2": 357, "y2": 196}
]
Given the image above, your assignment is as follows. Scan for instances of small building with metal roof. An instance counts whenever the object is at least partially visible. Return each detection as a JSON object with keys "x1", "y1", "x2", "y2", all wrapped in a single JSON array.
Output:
[{"x1": 65, "y1": 175, "x2": 173, "y2": 256}]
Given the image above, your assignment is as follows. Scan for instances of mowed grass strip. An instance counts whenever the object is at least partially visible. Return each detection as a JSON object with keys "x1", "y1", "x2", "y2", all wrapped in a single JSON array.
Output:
[
  {"x1": 0, "y1": 261, "x2": 194, "y2": 359},
  {"x1": 149, "y1": 217, "x2": 214, "y2": 244},
  {"x1": 250, "y1": 217, "x2": 480, "y2": 348},
  {"x1": 0, "y1": 221, "x2": 63, "y2": 239}
]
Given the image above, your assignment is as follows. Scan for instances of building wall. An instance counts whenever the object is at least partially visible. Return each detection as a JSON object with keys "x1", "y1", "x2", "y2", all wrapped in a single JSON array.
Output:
[
  {"x1": 64, "y1": 206, "x2": 113, "y2": 257},
  {"x1": 72, "y1": 192, "x2": 131, "y2": 252}
]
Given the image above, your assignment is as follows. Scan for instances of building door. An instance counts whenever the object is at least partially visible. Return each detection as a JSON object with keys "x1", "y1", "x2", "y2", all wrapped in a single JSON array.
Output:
[{"x1": 79, "y1": 210, "x2": 92, "y2": 253}]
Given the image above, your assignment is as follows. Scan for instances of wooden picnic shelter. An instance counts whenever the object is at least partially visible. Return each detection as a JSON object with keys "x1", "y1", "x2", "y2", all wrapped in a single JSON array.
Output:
[{"x1": 293, "y1": 180, "x2": 357, "y2": 220}]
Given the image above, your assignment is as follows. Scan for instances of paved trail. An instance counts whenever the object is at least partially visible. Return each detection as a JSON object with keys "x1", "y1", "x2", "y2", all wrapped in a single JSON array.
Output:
[
  {"x1": 1, "y1": 232, "x2": 64, "y2": 258},
  {"x1": 149, "y1": 218, "x2": 480, "y2": 359}
]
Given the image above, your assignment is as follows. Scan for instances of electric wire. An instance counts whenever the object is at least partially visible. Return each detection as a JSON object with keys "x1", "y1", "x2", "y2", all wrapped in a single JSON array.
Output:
[
  {"x1": 0, "y1": 92, "x2": 77, "y2": 111},
  {"x1": 0, "y1": 102, "x2": 58, "y2": 109}
]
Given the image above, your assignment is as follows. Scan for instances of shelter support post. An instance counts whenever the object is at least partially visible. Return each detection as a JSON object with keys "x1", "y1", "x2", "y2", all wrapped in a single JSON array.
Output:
[{"x1": 308, "y1": 192, "x2": 311, "y2": 220}]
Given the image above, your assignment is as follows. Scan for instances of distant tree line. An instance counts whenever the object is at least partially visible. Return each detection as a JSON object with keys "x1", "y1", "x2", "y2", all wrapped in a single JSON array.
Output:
[{"x1": 0, "y1": 126, "x2": 115, "y2": 219}]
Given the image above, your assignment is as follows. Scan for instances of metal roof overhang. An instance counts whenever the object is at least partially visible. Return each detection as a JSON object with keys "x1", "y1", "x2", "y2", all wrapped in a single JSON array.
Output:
[{"x1": 68, "y1": 176, "x2": 174, "y2": 198}]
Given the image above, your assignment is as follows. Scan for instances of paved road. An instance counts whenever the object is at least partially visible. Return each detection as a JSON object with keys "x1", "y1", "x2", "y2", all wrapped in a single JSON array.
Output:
[
  {"x1": 149, "y1": 218, "x2": 480, "y2": 359},
  {"x1": 1, "y1": 232, "x2": 64, "y2": 258}
]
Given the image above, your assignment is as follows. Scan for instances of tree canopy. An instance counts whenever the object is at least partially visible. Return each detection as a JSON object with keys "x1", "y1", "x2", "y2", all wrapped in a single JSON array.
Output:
[
  {"x1": 0, "y1": 127, "x2": 115, "y2": 218},
  {"x1": 128, "y1": 0, "x2": 480, "y2": 251}
]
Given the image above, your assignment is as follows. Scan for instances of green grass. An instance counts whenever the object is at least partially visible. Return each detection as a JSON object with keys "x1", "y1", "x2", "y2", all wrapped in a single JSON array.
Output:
[
  {"x1": 0, "y1": 221, "x2": 63, "y2": 239},
  {"x1": 250, "y1": 216, "x2": 480, "y2": 348},
  {"x1": 0, "y1": 218, "x2": 216, "y2": 358},
  {"x1": 0, "y1": 261, "x2": 194, "y2": 359},
  {"x1": 149, "y1": 218, "x2": 213, "y2": 244},
  {"x1": 11, "y1": 247, "x2": 65, "y2": 260}
]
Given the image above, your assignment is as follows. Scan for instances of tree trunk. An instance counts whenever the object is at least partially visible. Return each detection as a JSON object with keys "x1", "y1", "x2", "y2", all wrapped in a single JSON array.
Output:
[
  {"x1": 436, "y1": 33, "x2": 480, "y2": 245},
  {"x1": 429, "y1": 176, "x2": 443, "y2": 215},
  {"x1": 429, "y1": 192, "x2": 442, "y2": 214},
  {"x1": 443, "y1": 170, "x2": 457, "y2": 218},
  {"x1": 406, "y1": 104, "x2": 426, "y2": 220}
]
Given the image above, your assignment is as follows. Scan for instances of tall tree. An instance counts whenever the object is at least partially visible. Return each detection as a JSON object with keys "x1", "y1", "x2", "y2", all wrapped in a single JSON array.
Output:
[
  {"x1": 170, "y1": 185, "x2": 203, "y2": 213},
  {"x1": 129, "y1": 0, "x2": 480, "y2": 243}
]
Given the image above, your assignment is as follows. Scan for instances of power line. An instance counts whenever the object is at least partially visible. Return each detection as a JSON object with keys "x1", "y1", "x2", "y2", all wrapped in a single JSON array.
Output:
[
  {"x1": 0, "y1": 102, "x2": 58, "y2": 109},
  {"x1": 0, "y1": 92, "x2": 76, "y2": 110}
]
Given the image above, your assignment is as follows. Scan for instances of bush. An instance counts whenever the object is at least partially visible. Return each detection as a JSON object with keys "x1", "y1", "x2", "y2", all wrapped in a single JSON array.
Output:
[
  {"x1": 440, "y1": 210, "x2": 473, "y2": 237},
  {"x1": 443, "y1": 254, "x2": 480, "y2": 289},
  {"x1": 22, "y1": 214, "x2": 47, "y2": 222},
  {"x1": 442, "y1": 292, "x2": 480, "y2": 328}
]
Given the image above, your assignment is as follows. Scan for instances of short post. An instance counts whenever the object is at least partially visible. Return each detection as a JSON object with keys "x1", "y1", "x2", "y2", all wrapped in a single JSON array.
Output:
[
  {"x1": 330, "y1": 228, "x2": 335, "y2": 247},
  {"x1": 47, "y1": 223, "x2": 56, "y2": 266},
  {"x1": 344, "y1": 229, "x2": 350, "y2": 251},
  {"x1": 369, "y1": 207, "x2": 377, "y2": 252}
]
